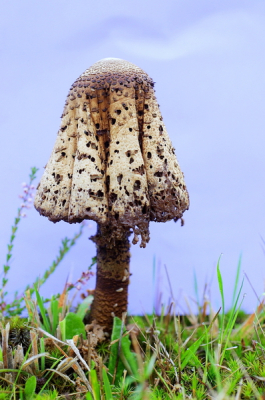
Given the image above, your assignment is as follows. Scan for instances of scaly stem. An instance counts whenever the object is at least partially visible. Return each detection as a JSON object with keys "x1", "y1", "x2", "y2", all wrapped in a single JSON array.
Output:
[{"x1": 87, "y1": 226, "x2": 131, "y2": 332}]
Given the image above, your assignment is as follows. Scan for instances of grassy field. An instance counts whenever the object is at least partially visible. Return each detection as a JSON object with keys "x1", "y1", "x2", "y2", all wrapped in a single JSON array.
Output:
[
  {"x1": 0, "y1": 289, "x2": 265, "y2": 400},
  {"x1": 1, "y1": 168, "x2": 265, "y2": 399}
]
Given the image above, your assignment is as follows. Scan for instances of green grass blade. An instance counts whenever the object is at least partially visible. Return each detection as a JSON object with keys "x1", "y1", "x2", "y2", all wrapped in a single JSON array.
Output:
[
  {"x1": 152, "y1": 255, "x2": 156, "y2": 314},
  {"x1": 193, "y1": 269, "x2": 200, "y2": 308},
  {"x1": 232, "y1": 254, "x2": 242, "y2": 307},
  {"x1": 217, "y1": 255, "x2": 225, "y2": 335},
  {"x1": 59, "y1": 312, "x2": 86, "y2": 340},
  {"x1": 90, "y1": 369, "x2": 100, "y2": 400},
  {"x1": 108, "y1": 317, "x2": 138, "y2": 384},
  {"x1": 121, "y1": 337, "x2": 138, "y2": 378},
  {"x1": 220, "y1": 285, "x2": 245, "y2": 365},
  {"x1": 203, "y1": 326, "x2": 209, "y2": 383},
  {"x1": 207, "y1": 349, "x2": 222, "y2": 391},
  {"x1": 39, "y1": 357, "x2": 64, "y2": 393},
  {"x1": 35, "y1": 289, "x2": 51, "y2": 333},
  {"x1": 102, "y1": 368, "x2": 113, "y2": 400},
  {"x1": 86, "y1": 393, "x2": 93, "y2": 400},
  {"x1": 76, "y1": 295, "x2": 93, "y2": 320},
  {"x1": 59, "y1": 317, "x2": 66, "y2": 342},
  {"x1": 108, "y1": 317, "x2": 124, "y2": 382},
  {"x1": 145, "y1": 353, "x2": 157, "y2": 379},
  {"x1": 181, "y1": 310, "x2": 220, "y2": 371},
  {"x1": 24, "y1": 375, "x2": 36, "y2": 400},
  {"x1": 223, "y1": 278, "x2": 244, "y2": 340},
  {"x1": 50, "y1": 297, "x2": 59, "y2": 336},
  {"x1": 181, "y1": 333, "x2": 206, "y2": 369},
  {"x1": 40, "y1": 337, "x2": 45, "y2": 371}
]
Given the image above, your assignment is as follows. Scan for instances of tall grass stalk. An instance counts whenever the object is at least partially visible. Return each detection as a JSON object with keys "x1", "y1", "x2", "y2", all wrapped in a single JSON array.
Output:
[
  {"x1": 217, "y1": 255, "x2": 225, "y2": 342},
  {"x1": 232, "y1": 254, "x2": 242, "y2": 307}
]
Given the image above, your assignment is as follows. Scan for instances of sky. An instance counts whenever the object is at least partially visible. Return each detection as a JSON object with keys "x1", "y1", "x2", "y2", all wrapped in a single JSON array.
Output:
[{"x1": 1, "y1": 0, "x2": 265, "y2": 315}]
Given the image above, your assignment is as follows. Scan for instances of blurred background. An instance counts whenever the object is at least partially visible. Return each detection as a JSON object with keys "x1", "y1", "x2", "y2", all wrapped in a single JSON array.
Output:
[{"x1": 1, "y1": 0, "x2": 265, "y2": 315}]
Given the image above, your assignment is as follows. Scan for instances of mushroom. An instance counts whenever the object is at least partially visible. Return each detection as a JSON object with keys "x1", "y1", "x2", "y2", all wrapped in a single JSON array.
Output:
[{"x1": 34, "y1": 58, "x2": 189, "y2": 332}]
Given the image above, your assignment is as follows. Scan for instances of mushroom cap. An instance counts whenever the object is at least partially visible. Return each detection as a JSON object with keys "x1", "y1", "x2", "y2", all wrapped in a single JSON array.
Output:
[
  {"x1": 81, "y1": 57, "x2": 150, "y2": 79},
  {"x1": 34, "y1": 58, "x2": 189, "y2": 247}
]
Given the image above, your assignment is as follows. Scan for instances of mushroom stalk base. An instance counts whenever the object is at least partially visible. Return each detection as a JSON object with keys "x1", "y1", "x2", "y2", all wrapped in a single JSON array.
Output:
[{"x1": 87, "y1": 227, "x2": 131, "y2": 332}]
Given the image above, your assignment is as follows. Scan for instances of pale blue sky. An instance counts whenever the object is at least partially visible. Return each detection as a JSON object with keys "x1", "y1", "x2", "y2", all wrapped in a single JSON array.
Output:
[{"x1": 1, "y1": 0, "x2": 265, "y2": 314}]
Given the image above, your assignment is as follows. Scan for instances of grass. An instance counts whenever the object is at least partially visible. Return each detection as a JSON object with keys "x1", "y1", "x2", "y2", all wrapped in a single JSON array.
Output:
[
  {"x1": 2, "y1": 301, "x2": 265, "y2": 400},
  {"x1": 1, "y1": 168, "x2": 265, "y2": 399}
]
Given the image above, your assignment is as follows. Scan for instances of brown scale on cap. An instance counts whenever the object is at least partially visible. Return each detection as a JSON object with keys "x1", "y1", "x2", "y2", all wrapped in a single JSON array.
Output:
[
  {"x1": 35, "y1": 58, "x2": 189, "y2": 248},
  {"x1": 34, "y1": 58, "x2": 189, "y2": 331}
]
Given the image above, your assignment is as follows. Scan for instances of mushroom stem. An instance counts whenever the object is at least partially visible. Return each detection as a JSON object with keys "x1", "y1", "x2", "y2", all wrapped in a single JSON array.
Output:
[{"x1": 87, "y1": 225, "x2": 131, "y2": 332}]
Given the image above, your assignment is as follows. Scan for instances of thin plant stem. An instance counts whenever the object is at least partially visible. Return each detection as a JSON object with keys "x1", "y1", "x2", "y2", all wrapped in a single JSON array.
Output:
[{"x1": 0, "y1": 167, "x2": 38, "y2": 314}]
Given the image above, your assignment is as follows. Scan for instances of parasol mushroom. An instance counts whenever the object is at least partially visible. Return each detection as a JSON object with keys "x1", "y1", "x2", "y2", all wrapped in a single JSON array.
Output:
[{"x1": 34, "y1": 58, "x2": 189, "y2": 332}]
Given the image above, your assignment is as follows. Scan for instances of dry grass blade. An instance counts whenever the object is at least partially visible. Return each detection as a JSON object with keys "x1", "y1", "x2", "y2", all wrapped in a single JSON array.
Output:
[
  {"x1": 238, "y1": 301, "x2": 264, "y2": 335},
  {"x1": 37, "y1": 327, "x2": 67, "y2": 345},
  {"x1": 36, "y1": 326, "x2": 92, "y2": 392},
  {"x1": 87, "y1": 332, "x2": 91, "y2": 369},
  {"x1": 56, "y1": 324, "x2": 62, "y2": 341},
  {"x1": 181, "y1": 326, "x2": 200, "y2": 348},
  {"x1": 21, "y1": 352, "x2": 55, "y2": 369},
  {"x1": 71, "y1": 361, "x2": 92, "y2": 391},
  {"x1": 235, "y1": 379, "x2": 243, "y2": 400},
  {"x1": 0, "y1": 374, "x2": 19, "y2": 387},
  {"x1": 184, "y1": 295, "x2": 198, "y2": 326},
  {"x1": 253, "y1": 323, "x2": 265, "y2": 357},
  {"x1": 25, "y1": 290, "x2": 42, "y2": 327},
  {"x1": 66, "y1": 339, "x2": 90, "y2": 371},
  {"x1": 156, "y1": 338, "x2": 178, "y2": 383},
  {"x1": 13, "y1": 344, "x2": 24, "y2": 369},
  {"x1": 154, "y1": 367, "x2": 174, "y2": 395},
  {"x1": 59, "y1": 283, "x2": 69, "y2": 321},
  {"x1": 45, "y1": 368, "x2": 76, "y2": 385},
  {"x1": 52, "y1": 339, "x2": 69, "y2": 358},
  {"x1": 214, "y1": 364, "x2": 231, "y2": 372},
  {"x1": 7, "y1": 347, "x2": 14, "y2": 370},
  {"x1": 209, "y1": 305, "x2": 219, "y2": 336},
  {"x1": 109, "y1": 327, "x2": 133, "y2": 345},
  {"x1": 131, "y1": 332, "x2": 144, "y2": 375},
  {"x1": 253, "y1": 376, "x2": 265, "y2": 382},
  {"x1": 177, "y1": 315, "x2": 182, "y2": 385},
  {"x1": 215, "y1": 343, "x2": 222, "y2": 365},
  {"x1": 56, "y1": 357, "x2": 78, "y2": 373},
  {"x1": 30, "y1": 329, "x2": 39, "y2": 373}
]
